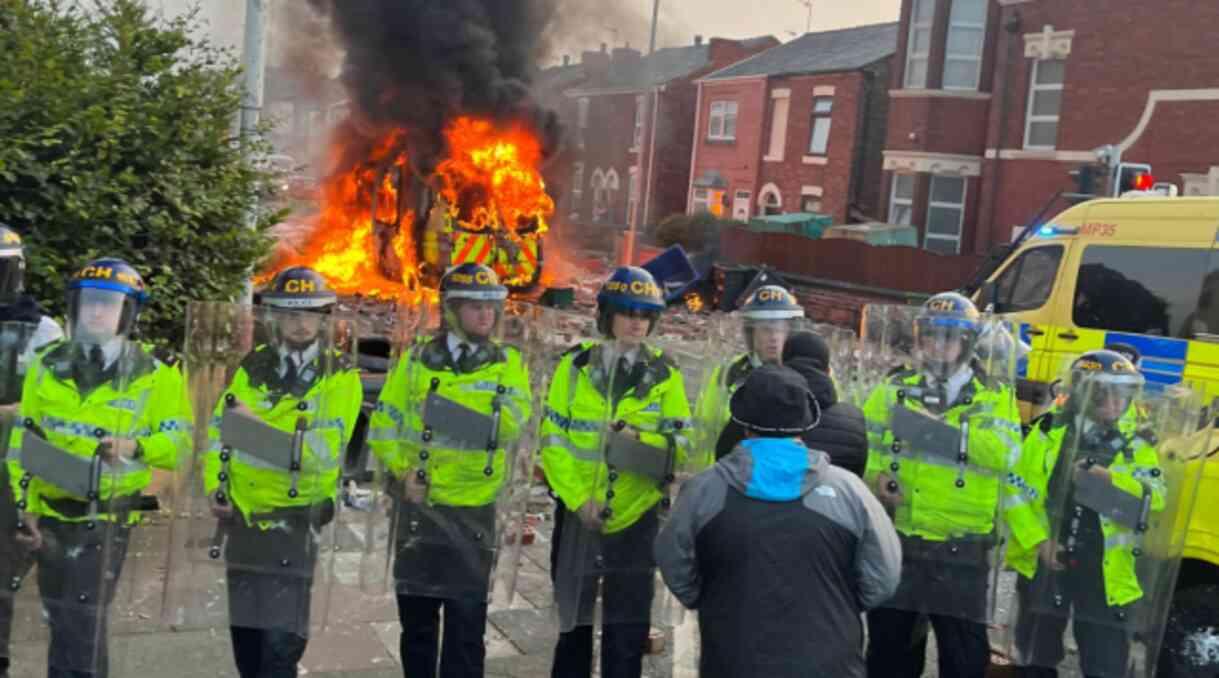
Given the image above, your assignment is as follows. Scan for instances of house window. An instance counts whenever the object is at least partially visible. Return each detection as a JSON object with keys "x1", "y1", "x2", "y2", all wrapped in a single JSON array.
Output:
[
  {"x1": 889, "y1": 174, "x2": 915, "y2": 226},
  {"x1": 904, "y1": 0, "x2": 934, "y2": 88},
  {"x1": 571, "y1": 163, "x2": 584, "y2": 206},
  {"x1": 801, "y1": 196, "x2": 823, "y2": 213},
  {"x1": 925, "y1": 175, "x2": 966, "y2": 255},
  {"x1": 1024, "y1": 59, "x2": 1065, "y2": 149},
  {"x1": 628, "y1": 169, "x2": 640, "y2": 226},
  {"x1": 591, "y1": 169, "x2": 607, "y2": 223},
  {"x1": 578, "y1": 98, "x2": 590, "y2": 129},
  {"x1": 766, "y1": 97, "x2": 791, "y2": 160},
  {"x1": 943, "y1": 0, "x2": 987, "y2": 90},
  {"x1": 808, "y1": 98, "x2": 833, "y2": 155},
  {"x1": 691, "y1": 188, "x2": 711, "y2": 214},
  {"x1": 633, "y1": 96, "x2": 645, "y2": 148},
  {"x1": 708, "y1": 101, "x2": 739, "y2": 141}
]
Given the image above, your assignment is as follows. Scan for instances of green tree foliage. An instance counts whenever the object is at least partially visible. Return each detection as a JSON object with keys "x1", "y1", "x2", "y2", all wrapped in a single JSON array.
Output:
[
  {"x1": 655, "y1": 212, "x2": 745, "y2": 252},
  {"x1": 0, "y1": 0, "x2": 280, "y2": 349}
]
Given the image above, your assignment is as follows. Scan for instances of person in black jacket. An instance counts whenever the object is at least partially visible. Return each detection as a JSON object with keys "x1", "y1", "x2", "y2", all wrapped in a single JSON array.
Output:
[
  {"x1": 656, "y1": 365, "x2": 901, "y2": 678},
  {"x1": 715, "y1": 330, "x2": 868, "y2": 477}
]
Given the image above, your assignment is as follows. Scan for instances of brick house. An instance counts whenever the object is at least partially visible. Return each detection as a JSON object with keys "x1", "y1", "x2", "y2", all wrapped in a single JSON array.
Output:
[
  {"x1": 551, "y1": 36, "x2": 779, "y2": 236},
  {"x1": 686, "y1": 24, "x2": 898, "y2": 225},
  {"x1": 881, "y1": 0, "x2": 1219, "y2": 256}
]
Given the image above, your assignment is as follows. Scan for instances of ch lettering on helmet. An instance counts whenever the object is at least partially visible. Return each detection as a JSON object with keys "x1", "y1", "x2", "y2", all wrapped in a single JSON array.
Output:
[
  {"x1": 605, "y1": 279, "x2": 661, "y2": 298},
  {"x1": 1, "y1": 231, "x2": 19, "y2": 246},
  {"x1": 927, "y1": 298, "x2": 958, "y2": 313},
  {"x1": 1076, "y1": 360, "x2": 1104, "y2": 372},
  {"x1": 283, "y1": 279, "x2": 317, "y2": 294},
  {"x1": 78, "y1": 265, "x2": 140, "y2": 288},
  {"x1": 755, "y1": 288, "x2": 793, "y2": 304},
  {"x1": 448, "y1": 270, "x2": 494, "y2": 286}
]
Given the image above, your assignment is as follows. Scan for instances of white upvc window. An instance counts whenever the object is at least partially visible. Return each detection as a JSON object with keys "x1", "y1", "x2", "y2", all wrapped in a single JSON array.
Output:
[
  {"x1": 925, "y1": 175, "x2": 966, "y2": 255},
  {"x1": 889, "y1": 174, "x2": 915, "y2": 226},
  {"x1": 571, "y1": 163, "x2": 584, "y2": 203},
  {"x1": 904, "y1": 0, "x2": 934, "y2": 88},
  {"x1": 1024, "y1": 59, "x2": 1065, "y2": 149},
  {"x1": 633, "y1": 95, "x2": 645, "y2": 148},
  {"x1": 707, "y1": 101, "x2": 739, "y2": 141},
  {"x1": 628, "y1": 169, "x2": 640, "y2": 226},
  {"x1": 808, "y1": 97, "x2": 833, "y2": 155},
  {"x1": 943, "y1": 0, "x2": 987, "y2": 90},
  {"x1": 691, "y1": 188, "x2": 711, "y2": 214}
]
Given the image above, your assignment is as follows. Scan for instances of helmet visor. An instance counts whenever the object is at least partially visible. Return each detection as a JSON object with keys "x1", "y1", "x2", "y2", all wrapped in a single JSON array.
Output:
[
  {"x1": 0, "y1": 258, "x2": 24, "y2": 302},
  {"x1": 745, "y1": 318, "x2": 792, "y2": 363},
  {"x1": 915, "y1": 316, "x2": 976, "y2": 379},
  {"x1": 68, "y1": 287, "x2": 136, "y2": 343},
  {"x1": 445, "y1": 297, "x2": 504, "y2": 342}
]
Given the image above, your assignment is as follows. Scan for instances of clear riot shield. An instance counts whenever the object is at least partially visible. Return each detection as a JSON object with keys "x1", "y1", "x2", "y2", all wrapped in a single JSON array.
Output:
[
  {"x1": 0, "y1": 322, "x2": 37, "y2": 672},
  {"x1": 359, "y1": 299, "x2": 537, "y2": 611},
  {"x1": 813, "y1": 322, "x2": 860, "y2": 405},
  {"x1": 863, "y1": 312, "x2": 1020, "y2": 623},
  {"x1": 692, "y1": 312, "x2": 816, "y2": 461},
  {"x1": 164, "y1": 302, "x2": 357, "y2": 641},
  {"x1": 857, "y1": 304, "x2": 920, "y2": 402},
  {"x1": 549, "y1": 323, "x2": 696, "y2": 635},
  {"x1": 6, "y1": 335, "x2": 159, "y2": 675},
  {"x1": 1007, "y1": 374, "x2": 1207, "y2": 677},
  {"x1": 649, "y1": 310, "x2": 715, "y2": 472}
]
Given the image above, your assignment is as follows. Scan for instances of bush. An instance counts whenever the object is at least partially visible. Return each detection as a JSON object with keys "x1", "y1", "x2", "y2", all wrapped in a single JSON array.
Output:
[
  {"x1": 0, "y1": 0, "x2": 281, "y2": 351},
  {"x1": 655, "y1": 212, "x2": 745, "y2": 252}
]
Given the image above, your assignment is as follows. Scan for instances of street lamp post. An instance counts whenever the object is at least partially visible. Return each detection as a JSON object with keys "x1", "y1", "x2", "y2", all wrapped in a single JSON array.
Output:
[
  {"x1": 239, "y1": 0, "x2": 270, "y2": 303},
  {"x1": 623, "y1": 0, "x2": 661, "y2": 267}
]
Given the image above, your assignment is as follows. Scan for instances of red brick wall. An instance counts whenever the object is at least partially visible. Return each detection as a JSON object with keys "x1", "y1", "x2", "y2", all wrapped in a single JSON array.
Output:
[
  {"x1": 647, "y1": 82, "x2": 699, "y2": 224},
  {"x1": 855, "y1": 60, "x2": 893, "y2": 221},
  {"x1": 757, "y1": 72, "x2": 864, "y2": 224},
  {"x1": 885, "y1": 96, "x2": 991, "y2": 156},
  {"x1": 689, "y1": 78, "x2": 770, "y2": 213}
]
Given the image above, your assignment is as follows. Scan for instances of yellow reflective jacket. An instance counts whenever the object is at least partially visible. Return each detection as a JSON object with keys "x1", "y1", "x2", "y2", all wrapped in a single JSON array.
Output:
[
  {"x1": 203, "y1": 344, "x2": 361, "y2": 527},
  {"x1": 367, "y1": 333, "x2": 533, "y2": 507},
  {"x1": 863, "y1": 367, "x2": 1022, "y2": 540},
  {"x1": 1004, "y1": 408, "x2": 1165, "y2": 607},
  {"x1": 693, "y1": 353, "x2": 754, "y2": 457},
  {"x1": 540, "y1": 341, "x2": 692, "y2": 534},
  {"x1": 8, "y1": 341, "x2": 190, "y2": 524}
]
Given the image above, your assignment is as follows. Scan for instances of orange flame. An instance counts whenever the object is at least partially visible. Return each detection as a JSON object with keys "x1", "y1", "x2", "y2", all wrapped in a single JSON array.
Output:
[{"x1": 260, "y1": 116, "x2": 554, "y2": 300}]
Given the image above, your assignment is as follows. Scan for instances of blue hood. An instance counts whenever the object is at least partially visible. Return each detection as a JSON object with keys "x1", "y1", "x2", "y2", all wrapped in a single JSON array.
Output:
[{"x1": 717, "y1": 437, "x2": 827, "y2": 502}]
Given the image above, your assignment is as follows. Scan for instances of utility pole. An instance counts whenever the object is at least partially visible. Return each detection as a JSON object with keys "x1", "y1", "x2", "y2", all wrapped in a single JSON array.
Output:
[
  {"x1": 797, "y1": 0, "x2": 812, "y2": 33},
  {"x1": 623, "y1": 0, "x2": 660, "y2": 267},
  {"x1": 239, "y1": 0, "x2": 270, "y2": 303}
]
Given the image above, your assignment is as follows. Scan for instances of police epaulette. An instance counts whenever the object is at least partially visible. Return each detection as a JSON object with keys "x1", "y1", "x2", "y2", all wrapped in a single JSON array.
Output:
[
  {"x1": 1135, "y1": 427, "x2": 1159, "y2": 446},
  {"x1": 887, "y1": 365, "x2": 917, "y2": 380},
  {"x1": 562, "y1": 341, "x2": 590, "y2": 357},
  {"x1": 330, "y1": 350, "x2": 355, "y2": 370}
]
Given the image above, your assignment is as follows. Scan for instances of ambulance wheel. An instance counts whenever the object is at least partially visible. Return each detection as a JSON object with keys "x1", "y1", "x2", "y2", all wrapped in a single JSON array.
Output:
[{"x1": 1158, "y1": 585, "x2": 1219, "y2": 678}]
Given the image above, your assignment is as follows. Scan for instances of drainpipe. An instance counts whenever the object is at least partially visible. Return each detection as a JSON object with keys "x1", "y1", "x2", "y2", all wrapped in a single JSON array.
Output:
[{"x1": 983, "y1": 9, "x2": 1024, "y2": 253}]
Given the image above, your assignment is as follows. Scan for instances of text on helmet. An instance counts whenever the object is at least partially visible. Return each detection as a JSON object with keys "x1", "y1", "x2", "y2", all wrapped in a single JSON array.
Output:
[
  {"x1": 1, "y1": 232, "x2": 19, "y2": 245},
  {"x1": 449, "y1": 270, "x2": 494, "y2": 286},
  {"x1": 755, "y1": 288, "x2": 794, "y2": 303},
  {"x1": 283, "y1": 279, "x2": 317, "y2": 293},
  {"x1": 605, "y1": 279, "x2": 660, "y2": 298},
  {"x1": 78, "y1": 265, "x2": 140, "y2": 288},
  {"x1": 927, "y1": 297, "x2": 959, "y2": 312}
]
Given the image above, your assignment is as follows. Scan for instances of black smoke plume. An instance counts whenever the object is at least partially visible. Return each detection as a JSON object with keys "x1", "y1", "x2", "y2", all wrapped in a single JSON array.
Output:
[{"x1": 306, "y1": 0, "x2": 562, "y2": 173}]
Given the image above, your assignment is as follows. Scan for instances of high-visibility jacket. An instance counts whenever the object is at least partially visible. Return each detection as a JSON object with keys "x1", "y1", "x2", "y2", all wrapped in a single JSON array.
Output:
[
  {"x1": 862, "y1": 368, "x2": 1022, "y2": 540},
  {"x1": 1004, "y1": 408, "x2": 1165, "y2": 607},
  {"x1": 203, "y1": 344, "x2": 361, "y2": 527},
  {"x1": 540, "y1": 341, "x2": 692, "y2": 534},
  {"x1": 8, "y1": 341, "x2": 190, "y2": 524},
  {"x1": 693, "y1": 353, "x2": 755, "y2": 460},
  {"x1": 367, "y1": 333, "x2": 532, "y2": 507}
]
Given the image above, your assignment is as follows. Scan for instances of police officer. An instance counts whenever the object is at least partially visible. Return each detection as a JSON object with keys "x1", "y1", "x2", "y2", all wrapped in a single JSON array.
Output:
[
  {"x1": 695, "y1": 285, "x2": 803, "y2": 455},
  {"x1": 0, "y1": 225, "x2": 63, "y2": 678},
  {"x1": 862, "y1": 292, "x2": 1022, "y2": 678},
  {"x1": 1006, "y1": 350, "x2": 1163, "y2": 677},
  {"x1": 7, "y1": 258, "x2": 188, "y2": 678},
  {"x1": 204, "y1": 267, "x2": 361, "y2": 678},
  {"x1": 541, "y1": 266, "x2": 692, "y2": 678},
  {"x1": 367, "y1": 263, "x2": 532, "y2": 678}
]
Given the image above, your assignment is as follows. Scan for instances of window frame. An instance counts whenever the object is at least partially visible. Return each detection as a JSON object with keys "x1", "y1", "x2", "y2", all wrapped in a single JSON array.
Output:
[
  {"x1": 904, "y1": 0, "x2": 934, "y2": 88},
  {"x1": 707, "y1": 100, "x2": 739, "y2": 141},
  {"x1": 691, "y1": 188, "x2": 711, "y2": 214},
  {"x1": 942, "y1": 0, "x2": 987, "y2": 91},
  {"x1": 1023, "y1": 59, "x2": 1066, "y2": 150},
  {"x1": 889, "y1": 174, "x2": 915, "y2": 226},
  {"x1": 924, "y1": 175, "x2": 967, "y2": 255},
  {"x1": 1072, "y1": 244, "x2": 1209, "y2": 338},
  {"x1": 991, "y1": 244, "x2": 1064, "y2": 313},
  {"x1": 571, "y1": 162, "x2": 584, "y2": 204},
  {"x1": 633, "y1": 95, "x2": 645, "y2": 149},
  {"x1": 808, "y1": 97, "x2": 834, "y2": 155}
]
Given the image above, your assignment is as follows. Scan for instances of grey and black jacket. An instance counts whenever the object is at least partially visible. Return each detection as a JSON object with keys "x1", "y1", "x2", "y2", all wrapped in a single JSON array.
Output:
[{"x1": 655, "y1": 437, "x2": 901, "y2": 678}]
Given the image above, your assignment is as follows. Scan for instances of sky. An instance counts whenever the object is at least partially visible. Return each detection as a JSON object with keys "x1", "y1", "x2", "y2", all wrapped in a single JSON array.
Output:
[{"x1": 656, "y1": 0, "x2": 900, "y2": 45}]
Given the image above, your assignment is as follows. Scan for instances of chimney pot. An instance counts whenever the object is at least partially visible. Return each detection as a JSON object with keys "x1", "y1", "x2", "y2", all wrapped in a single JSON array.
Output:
[
  {"x1": 563, "y1": 55, "x2": 570, "y2": 66},
  {"x1": 600, "y1": 42, "x2": 608, "y2": 53},
  {"x1": 695, "y1": 35, "x2": 704, "y2": 46}
]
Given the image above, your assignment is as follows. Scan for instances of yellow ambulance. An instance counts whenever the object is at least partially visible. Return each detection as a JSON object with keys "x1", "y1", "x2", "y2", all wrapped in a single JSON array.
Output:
[{"x1": 973, "y1": 195, "x2": 1219, "y2": 676}]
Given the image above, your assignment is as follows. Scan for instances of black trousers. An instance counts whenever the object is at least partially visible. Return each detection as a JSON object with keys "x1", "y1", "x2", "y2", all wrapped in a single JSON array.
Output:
[
  {"x1": 36, "y1": 518, "x2": 131, "y2": 678},
  {"x1": 225, "y1": 518, "x2": 318, "y2": 678},
  {"x1": 1013, "y1": 554, "x2": 1133, "y2": 678},
  {"x1": 0, "y1": 464, "x2": 34, "y2": 676},
  {"x1": 548, "y1": 504, "x2": 657, "y2": 678},
  {"x1": 393, "y1": 502, "x2": 496, "y2": 678},
  {"x1": 866, "y1": 608, "x2": 990, "y2": 678}
]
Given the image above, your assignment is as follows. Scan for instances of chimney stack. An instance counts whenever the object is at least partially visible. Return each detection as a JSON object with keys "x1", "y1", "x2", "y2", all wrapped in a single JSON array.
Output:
[
  {"x1": 562, "y1": 55, "x2": 570, "y2": 66},
  {"x1": 694, "y1": 35, "x2": 704, "y2": 46}
]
